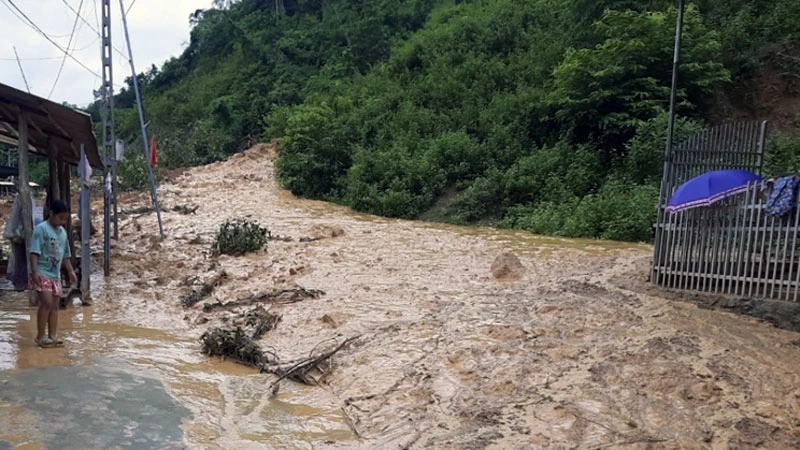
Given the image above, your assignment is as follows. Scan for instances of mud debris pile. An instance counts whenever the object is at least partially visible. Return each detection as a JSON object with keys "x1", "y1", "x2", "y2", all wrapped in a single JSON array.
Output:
[{"x1": 89, "y1": 143, "x2": 800, "y2": 449}]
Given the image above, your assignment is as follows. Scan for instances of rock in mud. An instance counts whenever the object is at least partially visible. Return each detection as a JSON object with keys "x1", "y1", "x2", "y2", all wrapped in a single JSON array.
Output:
[
  {"x1": 308, "y1": 225, "x2": 345, "y2": 240},
  {"x1": 491, "y1": 252, "x2": 525, "y2": 280}
]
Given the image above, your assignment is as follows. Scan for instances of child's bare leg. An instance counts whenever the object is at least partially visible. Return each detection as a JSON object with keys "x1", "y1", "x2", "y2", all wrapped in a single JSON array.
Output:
[
  {"x1": 47, "y1": 291, "x2": 59, "y2": 339},
  {"x1": 36, "y1": 291, "x2": 53, "y2": 340}
]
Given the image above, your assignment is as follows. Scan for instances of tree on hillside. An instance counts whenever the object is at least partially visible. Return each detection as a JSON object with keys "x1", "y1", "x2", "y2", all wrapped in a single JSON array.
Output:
[{"x1": 549, "y1": 6, "x2": 729, "y2": 149}]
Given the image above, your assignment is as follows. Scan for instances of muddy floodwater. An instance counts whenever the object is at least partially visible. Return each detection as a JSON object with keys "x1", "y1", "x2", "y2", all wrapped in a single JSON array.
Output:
[{"x1": 2, "y1": 143, "x2": 800, "y2": 449}]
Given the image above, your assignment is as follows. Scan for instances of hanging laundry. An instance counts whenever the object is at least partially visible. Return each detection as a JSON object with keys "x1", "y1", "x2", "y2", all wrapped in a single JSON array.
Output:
[
  {"x1": 77, "y1": 151, "x2": 92, "y2": 185},
  {"x1": 3, "y1": 191, "x2": 36, "y2": 242},
  {"x1": 765, "y1": 176, "x2": 799, "y2": 217},
  {"x1": 6, "y1": 241, "x2": 27, "y2": 290}
]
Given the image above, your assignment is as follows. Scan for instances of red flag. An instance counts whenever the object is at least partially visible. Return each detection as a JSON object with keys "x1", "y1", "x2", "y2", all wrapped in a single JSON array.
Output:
[{"x1": 149, "y1": 134, "x2": 157, "y2": 168}]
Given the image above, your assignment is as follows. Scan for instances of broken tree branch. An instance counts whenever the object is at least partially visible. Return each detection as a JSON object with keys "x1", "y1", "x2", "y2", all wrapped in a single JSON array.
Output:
[{"x1": 267, "y1": 335, "x2": 360, "y2": 387}]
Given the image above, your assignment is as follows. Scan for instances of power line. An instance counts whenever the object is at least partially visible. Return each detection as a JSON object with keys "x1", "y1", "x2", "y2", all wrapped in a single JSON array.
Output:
[
  {"x1": 2, "y1": 0, "x2": 74, "y2": 39},
  {"x1": 0, "y1": 36, "x2": 100, "y2": 61},
  {"x1": 125, "y1": 0, "x2": 136, "y2": 16},
  {"x1": 61, "y1": 0, "x2": 128, "y2": 59},
  {"x1": 13, "y1": 46, "x2": 32, "y2": 93},
  {"x1": 2, "y1": 0, "x2": 101, "y2": 80},
  {"x1": 74, "y1": 35, "x2": 101, "y2": 51},
  {"x1": 0, "y1": 55, "x2": 64, "y2": 61},
  {"x1": 92, "y1": 0, "x2": 101, "y2": 36},
  {"x1": 49, "y1": 0, "x2": 86, "y2": 98}
]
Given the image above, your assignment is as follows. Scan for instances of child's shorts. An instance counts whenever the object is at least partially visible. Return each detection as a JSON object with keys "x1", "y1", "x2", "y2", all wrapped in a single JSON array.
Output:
[{"x1": 29, "y1": 276, "x2": 63, "y2": 297}]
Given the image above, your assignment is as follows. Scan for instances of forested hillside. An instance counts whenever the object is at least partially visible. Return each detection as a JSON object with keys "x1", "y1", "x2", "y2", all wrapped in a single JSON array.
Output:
[{"x1": 99, "y1": 0, "x2": 800, "y2": 242}]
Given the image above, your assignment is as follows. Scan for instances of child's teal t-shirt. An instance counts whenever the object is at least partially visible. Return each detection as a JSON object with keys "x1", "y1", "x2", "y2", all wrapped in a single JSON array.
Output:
[{"x1": 29, "y1": 221, "x2": 70, "y2": 281}]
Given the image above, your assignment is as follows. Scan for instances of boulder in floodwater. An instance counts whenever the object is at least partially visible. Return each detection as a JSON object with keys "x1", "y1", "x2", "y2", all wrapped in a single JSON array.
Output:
[{"x1": 491, "y1": 252, "x2": 525, "y2": 280}]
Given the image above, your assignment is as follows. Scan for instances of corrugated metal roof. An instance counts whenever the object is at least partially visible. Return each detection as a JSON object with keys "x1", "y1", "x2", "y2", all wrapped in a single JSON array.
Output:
[{"x1": 0, "y1": 82, "x2": 103, "y2": 168}]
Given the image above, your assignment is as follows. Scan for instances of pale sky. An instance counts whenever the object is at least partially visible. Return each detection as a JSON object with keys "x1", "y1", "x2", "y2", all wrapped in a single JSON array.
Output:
[{"x1": 1, "y1": 0, "x2": 212, "y2": 107}]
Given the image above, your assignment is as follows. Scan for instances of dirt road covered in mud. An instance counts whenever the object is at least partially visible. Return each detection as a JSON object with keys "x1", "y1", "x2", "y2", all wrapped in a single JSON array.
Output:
[{"x1": 97, "y1": 144, "x2": 800, "y2": 449}]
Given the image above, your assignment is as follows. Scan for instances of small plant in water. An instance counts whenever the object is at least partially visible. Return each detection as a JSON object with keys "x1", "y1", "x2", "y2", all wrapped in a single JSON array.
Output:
[{"x1": 215, "y1": 218, "x2": 270, "y2": 256}]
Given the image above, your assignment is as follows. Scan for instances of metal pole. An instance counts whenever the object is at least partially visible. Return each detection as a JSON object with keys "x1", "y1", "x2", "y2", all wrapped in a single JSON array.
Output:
[
  {"x1": 652, "y1": 0, "x2": 685, "y2": 283},
  {"x1": 118, "y1": 0, "x2": 165, "y2": 239},
  {"x1": 101, "y1": 0, "x2": 113, "y2": 274},
  {"x1": 665, "y1": 0, "x2": 685, "y2": 166}
]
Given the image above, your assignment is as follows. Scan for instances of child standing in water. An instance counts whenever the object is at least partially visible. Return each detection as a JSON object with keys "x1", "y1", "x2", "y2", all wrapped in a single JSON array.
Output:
[{"x1": 29, "y1": 200, "x2": 77, "y2": 348}]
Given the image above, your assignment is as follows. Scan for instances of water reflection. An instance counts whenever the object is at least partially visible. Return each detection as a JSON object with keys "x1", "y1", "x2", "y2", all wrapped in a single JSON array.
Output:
[{"x1": 0, "y1": 285, "x2": 356, "y2": 449}]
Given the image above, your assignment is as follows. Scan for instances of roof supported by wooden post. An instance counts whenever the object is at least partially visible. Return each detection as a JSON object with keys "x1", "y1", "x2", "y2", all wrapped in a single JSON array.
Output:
[
  {"x1": 0, "y1": 82, "x2": 104, "y2": 300},
  {"x1": 0, "y1": 83, "x2": 101, "y2": 167}
]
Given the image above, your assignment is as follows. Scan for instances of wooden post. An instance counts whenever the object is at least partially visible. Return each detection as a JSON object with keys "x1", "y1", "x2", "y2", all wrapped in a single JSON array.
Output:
[
  {"x1": 59, "y1": 160, "x2": 75, "y2": 266},
  {"x1": 17, "y1": 113, "x2": 34, "y2": 305},
  {"x1": 80, "y1": 145, "x2": 91, "y2": 301},
  {"x1": 48, "y1": 143, "x2": 60, "y2": 203}
]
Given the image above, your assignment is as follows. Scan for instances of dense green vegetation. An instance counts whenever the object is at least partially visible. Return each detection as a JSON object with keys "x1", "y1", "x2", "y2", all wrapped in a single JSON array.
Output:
[
  {"x1": 97, "y1": 0, "x2": 800, "y2": 242},
  {"x1": 215, "y1": 218, "x2": 270, "y2": 255}
]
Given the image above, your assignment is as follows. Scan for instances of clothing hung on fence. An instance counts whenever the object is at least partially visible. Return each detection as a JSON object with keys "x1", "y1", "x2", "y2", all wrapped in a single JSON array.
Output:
[{"x1": 765, "y1": 176, "x2": 799, "y2": 217}]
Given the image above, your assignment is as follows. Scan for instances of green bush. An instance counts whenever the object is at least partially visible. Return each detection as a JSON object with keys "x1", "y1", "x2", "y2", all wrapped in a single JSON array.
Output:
[
  {"x1": 623, "y1": 112, "x2": 706, "y2": 185},
  {"x1": 450, "y1": 170, "x2": 505, "y2": 222},
  {"x1": 117, "y1": 148, "x2": 158, "y2": 191},
  {"x1": 215, "y1": 218, "x2": 270, "y2": 256},
  {"x1": 762, "y1": 133, "x2": 800, "y2": 178},
  {"x1": 565, "y1": 180, "x2": 659, "y2": 242},
  {"x1": 273, "y1": 104, "x2": 354, "y2": 199},
  {"x1": 500, "y1": 200, "x2": 580, "y2": 237},
  {"x1": 501, "y1": 179, "x2": 659, "y2": 242}
]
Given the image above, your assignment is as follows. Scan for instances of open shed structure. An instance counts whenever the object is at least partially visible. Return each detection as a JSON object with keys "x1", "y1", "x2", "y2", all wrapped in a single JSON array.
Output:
[{"x1": 0, "y1": 82, "x2": 105, "y2": 300}]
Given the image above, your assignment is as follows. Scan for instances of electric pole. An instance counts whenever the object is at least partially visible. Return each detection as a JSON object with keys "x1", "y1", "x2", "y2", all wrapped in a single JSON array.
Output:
[
  {"x1": 119, "y1": 0, "x2": 165, "y2": 240},
  {"x1": 652, "y1": 0, "x2": 685, "y2": 283},
  {"x1": 101, "y1": 0, "x2": 117, "y2": 276}
]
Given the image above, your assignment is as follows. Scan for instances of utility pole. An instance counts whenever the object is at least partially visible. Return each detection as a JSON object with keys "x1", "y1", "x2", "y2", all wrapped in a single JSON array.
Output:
[
  {"x1": 101, "y1": 0, "x2": 116, "y2": 276},
  {"x1": 652, "y1": 0, "x2": 685, "y2": 283},
  {"x1": 119, "y1": 0, "x2": 164, "y2": 239}
]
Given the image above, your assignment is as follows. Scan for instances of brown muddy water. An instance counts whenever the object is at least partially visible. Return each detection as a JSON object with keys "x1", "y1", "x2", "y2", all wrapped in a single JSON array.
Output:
[
  {"x1": 0, "y1": 282, "x2": 353, "y2": 450},
  {"x1": 2, "y1": 143, "x2": 800, "y2": 449}
]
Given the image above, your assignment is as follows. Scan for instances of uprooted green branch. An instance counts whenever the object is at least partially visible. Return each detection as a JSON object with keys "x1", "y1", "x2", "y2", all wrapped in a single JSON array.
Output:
[
  {"x1": 172, "y1": 204, "x2": 199, "y2": 215},
  {"x1": 246, "y1": 305, "x2": 281, "y2": 339},
  {"x1": 181, "y1": 271, "x2": 228, "y2": 308},
  {"x1": 200, "y1": 326, "x2": 358, "y2": 387},
  {"x1": 267, "y1": 335, "x2": 361, "y2": 386},
  {"x1": 120, "y1": 205, "x2": 154, "y2": 216},
  {"x1": 202, "y1": 288, "x2": 324, "y2": 313},
  {"x1": 200, "y1": 327, "x2": 276, "y2": 367}
]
